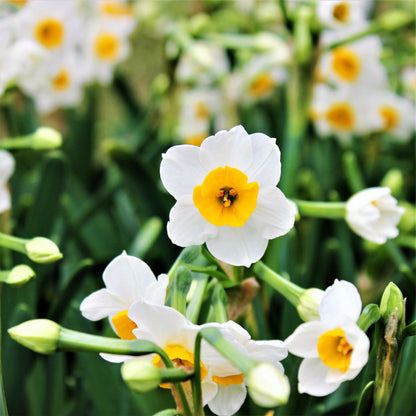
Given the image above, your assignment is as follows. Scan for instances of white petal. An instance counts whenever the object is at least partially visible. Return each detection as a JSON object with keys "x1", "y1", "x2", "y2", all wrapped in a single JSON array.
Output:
[
  {"x1": 100, "y1": 353, "x2": 133, "y2": 363},
  {"x1": 298, "y1": 358, "x2": 340, "y2": 396},
  {"x1": 345, "y1": 325, "x2": 370, "y2": 371},
  {"x1": 245, "y1": 132, "x2": 281, "y2": 187},
  {"x1": 208, "y1": 384, "x2": 247, "y2": 416},
  {"x1": 248, "y1": 187, "x2": 295, "y2": 239},
  {"x1": 201, "y1": 379, "x2": 218, "y2": 405},
  {"x1": 160, "y1": 144, "x2": 205, "y2": 199},
  {"x1": 206, "y1": 224, "x2": 268, "y2": 267},
  {"x1": 245, "y1": 340, "x2": 288, "y2": 364},
  {"x1": 144, "y1": 274, "x2": 169, "y2": 305},
  {"x1": 0, "y1": 187, "x2": 11, "y2": 214},
  {"x1": 285, "y1": 321, "x2": 329, "y2": 358},
  {"x1": 199, "y1": 126, "x2": 253, "y2": 172},
  {"x1": 80, "y1": 289, "x2": 126, "y2": 321},
  {"x1": 102, "y1": 252, "x2": 159, "y2": 305},
  {"x1": 320, "y1": 280, "x2": 362, "y2": 324},
  {"x1": 167, "y1": 196, "x2": 218, "y2": 246}
]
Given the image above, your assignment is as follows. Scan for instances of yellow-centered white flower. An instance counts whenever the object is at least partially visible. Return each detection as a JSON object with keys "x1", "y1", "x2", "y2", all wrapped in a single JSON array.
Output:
[
  {"x1": 285, "y1": 280, "x2": 370, "y2": 396},
  {"x1": 201, "y1": 320, "x2": 288, "y2": 416},
  {"x1": 316, "y1": 0, "x2": 370, "y2": 29},
  {"x1": 160, "y1": 125, "x2": 295, "y2": 267},
  {"x1": 80, "y1": 251, "x2": 168, "y2": 341},
  {"x1": 0, "y1": 150, "x2": 15, "y2": 214},
  {"x1": 346, "y1": 187, "x2": 405, "y2": 244}
]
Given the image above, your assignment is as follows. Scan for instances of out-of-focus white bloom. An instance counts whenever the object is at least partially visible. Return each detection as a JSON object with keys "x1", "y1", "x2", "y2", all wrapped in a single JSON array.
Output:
[
  {"x1": 0, "y1": 150, "x2": 15, "y2": 214},
  {"x1": 316, "y1": 0, "x2": 370, "y2": 29},
  {"x1": 160, "y1": 125, "x2": 295, "y2": 267},
  {"x1": 401, "y1": 66, "x2": 416, "y2": 100},
  {"x1": 80, "y1": 251, "x2": 169, "y2": 340},
  {"x1": 83, "y1": 17, "x2": 133, "y2": 84},
  {"x1": 310, "y1": 84, "x2": 383, "y2": 142},
  {"x1": 318, "y1": 31, "x2": 387, "y2": 88},
  {"x1": 176, "y1": 87, "x2": 227, "y2": 146},
  {"x1": 227, "y1": 51, "x2": 288, "y2": 104},
  {"x1": 23, "y1": 51, "x2": 89, "y2": 114},
  {"x1": 372, "y1": 90, "x2": 415, "y2": 141},
  {"x1": 175, "y1": 41, "x2": 229, "y2": 86},
  {"x1": 345, "y1": 187, "x2": 405, "y2": 244},
  {"x1": 14, "y1": 0, "x2": 83, "y2": 52},
  {"x1": 201, "y1": 320, "x2": 288, "y2": 415},
  {"x1": 285, "y1": 280, "x2": 370, "y2": 396}
]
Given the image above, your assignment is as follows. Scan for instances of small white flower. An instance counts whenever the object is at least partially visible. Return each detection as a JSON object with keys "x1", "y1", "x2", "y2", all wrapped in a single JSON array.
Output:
[
  {"x1": 0, "y1": 150, "x2": 15, "y2": 214},
  {"x1": 310, "y1": 84, "x2": 383, "y2": 142},
  {"x1": 318, "y1": 30, "x2": 387, "y2": 88},
  {"x1": 80, "y1": 251, "x2": 169, "y2": 340},
  {"x1": 285, "y1": 280, "x2": 370, "y2": 396},
  {"x1": 346, "y1": 187, "x2": 405, "y2": 244},
  {"x1": 175, "y1": 41, "x2": 229, "y2": 86},
  {"x1": 401, "y1": 66, "x2": 416, "y2": 100},
  {"x1": 373, "y1": 90, "x2": 415, "y2": 141},
  {"x1": 160, "y1": 125, "x2": 295, "y2": 267},
  {"x1": 201, "y1": 320, "x2": 288, "y2": 416},
  {"x1": 316, "y1": 0, "x2": 370, "y2": 29}
]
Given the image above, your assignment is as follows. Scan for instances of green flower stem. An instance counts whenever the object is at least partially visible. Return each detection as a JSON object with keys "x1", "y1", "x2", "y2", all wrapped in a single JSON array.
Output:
[
  {"x1": 342, "y1": 152, "x2": 365, "y2": 193},
  {"x1": 293, "y1": 200, "x2": 346, "y2": 219},
  {"x1": 183, "y1": 264, "x2": 229, "y2": 282},
  {"x1": 251, "y1": 261, "x2": 304, "y2": 307},
  {"x1": 186, "y1": 275, "x2": 209, "y2": 324},
  {"x1": 0, "y1": 232, "x2": 27, "y2": 254},
  {"x1": 159, "y1": 368, "x2": 194, "y2": 384},
  {"x1": 192, "y1": 332, "x2": 204, "y2": 416},
  {"x1": 326, "y1": 10, "x2": 414, "y2": 51},
  {"x1": 0, "y1": 136, "x2": 34, "y2": 149},
  {"x1": 201, "y1": 245, "x2": 228, "y2": 277},
  {"x1": 0, "y1": 284, "x2": 9, "y2": 416},
  {"x1": 168, "y1": 246, "x2": 201, "y2": 282},
  {"x1": 385, "y1": 241, "x2": 414, "y2": 283},
  {"x1": 171, "y1": 266, "x2": 192, "y2": 315},
  {"x1": 199, "y1": 327, "x2": 257, "y2": 374}
]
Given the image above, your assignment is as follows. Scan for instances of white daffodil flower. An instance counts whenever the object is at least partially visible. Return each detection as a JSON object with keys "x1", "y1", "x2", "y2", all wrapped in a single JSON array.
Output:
[
  {"x1": 316, "y1": 0, "x2": 371, "y2": 29},
  {"x1": 160, "y1": 125, "x2": 295, "y2": 267},
  {"x1": 345, "y1": 187, "x2": 405, "y2": 244},
  {"x1": 318, "y1": 30, "x2": 387, "y2": 89},
  {"x1": 285, "y1": 280, "x2": 370, "y2": 396},
  {"x1": 80, "y1": 251, "x2": 168, "y2": 340},
  {"x1": 201, "y1": 320, "x2": 288, "y2": 416},
  {"x1": 0, "y1": 150, "x2": 15, "y2": 214}
]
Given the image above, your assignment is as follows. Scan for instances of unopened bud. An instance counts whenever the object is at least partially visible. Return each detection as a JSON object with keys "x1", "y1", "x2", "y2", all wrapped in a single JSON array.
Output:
[
  {"x1": 379, "y1": 282, "x2": 404, "y2": 323},
  {"x1": 31, "y1": 127, "x2": 62, "y2": 150},
  {"x1": 247, "y1": 363, "x2": 290, "y2": 408},
  {"x1": 25, "y1": 237, "x2": 63, "y2": 263},
  {"x1": 1, "y1": 265, "x2": 35, "y2": 286},
  {"x1": 297, "y1": 288, "x2": 324, "y2": 321},
  {"x1": 381, "y1": 169, "x2": 404, "y2": 198},
  {"x1": 8, "y1": 319, "x2": 61, "y2": 354},
  {"x1": 121, "y1": 360, "x2": 162, "y2": 393}
]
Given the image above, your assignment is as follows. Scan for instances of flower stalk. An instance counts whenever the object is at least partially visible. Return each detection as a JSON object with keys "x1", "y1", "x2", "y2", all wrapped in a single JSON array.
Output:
[{"x1": 293, "y1": 200, "x2": 347, "y2": 219}]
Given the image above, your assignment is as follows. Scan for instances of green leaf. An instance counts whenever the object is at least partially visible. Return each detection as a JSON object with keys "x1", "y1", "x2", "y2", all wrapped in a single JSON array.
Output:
[{"x1": 355, "y1": 381, "x2": 375, "y2": 416}]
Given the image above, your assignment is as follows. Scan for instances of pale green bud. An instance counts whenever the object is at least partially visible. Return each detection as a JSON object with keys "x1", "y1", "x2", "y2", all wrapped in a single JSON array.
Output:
[
  {"x1": 375, "y1": 10, "x2": 413, "y2": 32},
  {"x1": 8, "y1": 319, "x2": 61, "y2": 354},
  {"x1": 25, "y1": 237, "x2": 63, "y2": 263},
  {"x1": 379, "y1": 282, "x2": 404, "y2": 323},
  {"x1": 31, "y1": 127, "x2": 62, "y2": 150},
  {"x1": 3, "y1": 265, "x2": 35, "y2": 286},
  {"x1": 381, "y1": 169, "x2": 403, "y2": 198},
  {"x1": 121, "y1": 360, "x2": 162, "y2": 393},
  {"x1": 247, "y1": 363, "x2": 290, "y2": 408},
  {"x1": 297, "y1": 288, "x2": 324, "y2": 321}
]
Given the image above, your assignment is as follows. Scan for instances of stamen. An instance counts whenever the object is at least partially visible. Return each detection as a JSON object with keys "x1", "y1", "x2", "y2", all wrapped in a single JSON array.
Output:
[{"x1": 217, "y1": 187, "x2": 237, "y2": 207}]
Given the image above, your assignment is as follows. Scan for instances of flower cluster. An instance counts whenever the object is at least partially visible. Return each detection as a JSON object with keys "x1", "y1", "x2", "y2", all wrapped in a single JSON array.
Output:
[{"x1": 0, "y1": 0, "x2": 137, "y2": 114}]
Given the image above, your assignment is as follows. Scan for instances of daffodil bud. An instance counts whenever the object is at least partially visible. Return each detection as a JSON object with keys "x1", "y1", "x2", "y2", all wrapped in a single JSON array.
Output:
[
  {"x1": 8, "y1": 319, "x2": 61, "y2": 354},
  {"x1": 25, "y1": 237, "x2": 63, "y2": 263},
  {"x1": 31, "y1": 127, "x2": 62, "y2": 150},
  {"x1": 247, "y1": 363, "x2": 290, "y2": 408},
  {"x1": 379, "y1": 282, "x2": 404, "y2": 323},
  {"x1": 0, "y1": 264, "x2": 35, "y2": 286},
  {"x1": 121, "y1": 360, "x2": 162, "y2": 393},
  {"x1": 297, "y1": 288, "x2": 324, "y2": 321},
  {"x1": 381, "y1": 169, "x2": 404, "y2": 198},
  {"x1": 375, "y1": 9, "x2": 413, "y2": 32}
]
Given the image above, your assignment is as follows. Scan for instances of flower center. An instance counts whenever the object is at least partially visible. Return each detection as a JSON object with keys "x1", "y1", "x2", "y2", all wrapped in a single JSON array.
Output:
[
  {"x1": 195, "y1": 101, "x2": 210, "y2": 119},
  {"x1": 100, "y1": 0, "x2": 133, "y2": 16},
  {"x1": 94, "y1": 32, "x2": 120, "y2": 61},
  {"x1": 379, "y1": 105, "x2": 400, "y2": 131},
  {"x1": 193, "y1": 166, "x2": 259, "y2": 227},
  {"x1": 34, "y1": 18, "x2": 64, "y2": 49},
  {"x1": 52, "y1": 68, "x2": 71, "y2": 91},
  {"x1": 318, "y1": 328, "x2": 353, "y2": 373},
  {"x1": 249, "y1": 72, "x2": 276, "y2": 98},
  {"x1": 111, "y1": 310, "x2": 137, "y2": 340},
  {"x1": 333, "y1": 2, "x2": 350, "y2": 23},
  {"x1": 326, "y1": 102, "x2": 355, "y2": 131},
  {"x1": 212, "y1": 373, "x2": 245, "y2": 386},
  {"x1": 185, "y1": 133, "x2": 207, "y2": 146},
  {"x1": 332, "y1": 47, "x2": 361, "y2": 82},
  {"x1": 152, "y1": 344, "x2": 208, "y2": 389}
]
